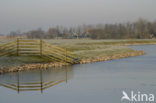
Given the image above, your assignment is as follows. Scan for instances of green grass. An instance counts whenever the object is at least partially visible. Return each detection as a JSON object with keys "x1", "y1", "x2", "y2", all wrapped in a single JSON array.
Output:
[
  {"x1": 45, "y1": 39, "x2": 150, "y2": 59},
  {"x1": 73, "y1": 46, "x2": 135, "y2": 59},
  {"x1": 45, "y1": 39, "x2": 156, "y2": 46}
]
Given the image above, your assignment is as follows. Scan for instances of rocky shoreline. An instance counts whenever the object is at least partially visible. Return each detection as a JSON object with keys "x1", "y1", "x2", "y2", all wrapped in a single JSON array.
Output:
[
  {"x1": 80, "y1": 50, "x2": 145, "y2": 64},
  {"x1": 0, "y1": 50, "x2": 145, "y2": 75},
  {"x1": 0, "y1": 62, "x2": 70, "y2": 74}
]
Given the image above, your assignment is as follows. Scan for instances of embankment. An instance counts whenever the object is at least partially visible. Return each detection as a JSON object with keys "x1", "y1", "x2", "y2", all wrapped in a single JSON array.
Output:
[{"x1": 0, "y1": 49, "x2": 145, "y2": 74}]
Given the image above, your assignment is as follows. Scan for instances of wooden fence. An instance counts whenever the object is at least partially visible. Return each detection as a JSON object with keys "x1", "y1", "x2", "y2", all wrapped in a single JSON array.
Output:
[{"x1": 0, "y1": 39, "x2": 79, "y2": 64}]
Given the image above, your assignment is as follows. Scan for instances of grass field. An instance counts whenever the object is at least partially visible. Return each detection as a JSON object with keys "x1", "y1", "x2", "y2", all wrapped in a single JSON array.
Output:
[
  {"x1": 0, "y1": 39, "x2": 156, "y2": 68},
  {"x1": 45, "y1": 39, "x2": 156, "y2": 59}
]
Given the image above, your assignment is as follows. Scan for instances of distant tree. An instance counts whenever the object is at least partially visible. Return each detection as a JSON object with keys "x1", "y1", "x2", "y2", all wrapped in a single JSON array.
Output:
[
  {"x1": 46, "y1": 28, "x2": 59, "y2": 39},
  {"x1": 8, "y1": 30, "x2": 21, "y2": 38},
  {"x1": 27, "y1": 28, "x2": 45, "y2": 39},
  {"x1": 11, "y1": 18, "x2": 156, "y2": 39}
]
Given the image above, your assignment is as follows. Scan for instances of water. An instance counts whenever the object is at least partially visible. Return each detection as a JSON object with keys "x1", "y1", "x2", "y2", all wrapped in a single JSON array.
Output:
[{"x1": 0, "y1": 45, "x2": 156, "y2": 103}]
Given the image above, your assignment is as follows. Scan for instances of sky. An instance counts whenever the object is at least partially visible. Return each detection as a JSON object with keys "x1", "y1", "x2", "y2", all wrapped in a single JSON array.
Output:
[{"x1": 0, "y1": 0, "x2": 156, "y2": 34}]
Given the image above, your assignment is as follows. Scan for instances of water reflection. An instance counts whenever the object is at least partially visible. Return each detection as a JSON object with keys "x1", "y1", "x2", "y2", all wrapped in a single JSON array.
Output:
[{"x1": 0, "y1": 66, "x2": 73, "y2": 93}]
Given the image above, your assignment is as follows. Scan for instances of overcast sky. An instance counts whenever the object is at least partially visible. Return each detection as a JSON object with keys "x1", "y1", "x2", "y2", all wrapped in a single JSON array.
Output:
[{"x1": 0, "y1": 0, "x2": 156, "y2": 34}]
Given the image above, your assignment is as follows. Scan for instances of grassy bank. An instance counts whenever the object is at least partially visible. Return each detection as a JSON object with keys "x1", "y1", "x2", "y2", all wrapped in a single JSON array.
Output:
[
  {"x1": 45, "y1": 39, "x2": 156, "y2": 46},
  {"x1": 0, "y1": 56, "x2": 50, "y2": 68},
  {"x1": 1, "y1": 39, "x2": 154, "y2": 74},
  {"x1": 46, "y1": 39, "x2": 146, "y2": 63}
]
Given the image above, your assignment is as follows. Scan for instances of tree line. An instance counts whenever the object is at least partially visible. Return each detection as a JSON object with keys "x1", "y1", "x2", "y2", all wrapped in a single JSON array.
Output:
[{"x1": 7, "y1": 18, "x2": 156, "y2": 39}]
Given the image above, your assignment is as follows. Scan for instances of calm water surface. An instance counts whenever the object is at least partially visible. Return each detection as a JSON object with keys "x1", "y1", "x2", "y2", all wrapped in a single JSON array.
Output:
[{"x1": 0, "y1": 45, "x2": 156, "y2": 103}]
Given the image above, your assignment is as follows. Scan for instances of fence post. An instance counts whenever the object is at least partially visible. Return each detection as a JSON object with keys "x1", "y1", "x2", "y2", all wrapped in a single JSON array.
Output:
[
  {"x1": 65, "y1": 48, "x2": 67, "y2": 63},
  {"x1": 17, "y1": 38, "x2": 19, "y2": 56},
  {"x1": 40, "y1": 39, "x2": 42, "y2": 56}
]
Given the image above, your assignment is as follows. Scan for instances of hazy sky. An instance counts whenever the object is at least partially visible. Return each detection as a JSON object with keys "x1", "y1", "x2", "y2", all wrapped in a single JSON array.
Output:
[{"x1": 0, "y1": 0, "x2": 156, "y2": 34}]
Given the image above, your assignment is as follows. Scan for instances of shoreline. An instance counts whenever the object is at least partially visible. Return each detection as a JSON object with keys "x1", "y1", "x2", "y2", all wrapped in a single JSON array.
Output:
[
  {"x1": 0, "y1": 50, "x2": 145, "y2": 75},
  {"x1": 80, "y1": 50, "x2": 145, "y2": 64}
]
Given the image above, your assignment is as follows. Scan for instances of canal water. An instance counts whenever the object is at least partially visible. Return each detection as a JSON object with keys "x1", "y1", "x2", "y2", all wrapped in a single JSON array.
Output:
[{"x1": 0, "y1": 45, "x2": 156, "y2": 103}]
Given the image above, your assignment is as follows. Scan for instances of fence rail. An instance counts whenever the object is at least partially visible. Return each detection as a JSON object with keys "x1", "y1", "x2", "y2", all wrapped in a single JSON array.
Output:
[{"x1": 0, "y1": 39, "x2": 79, "y2": 64}]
